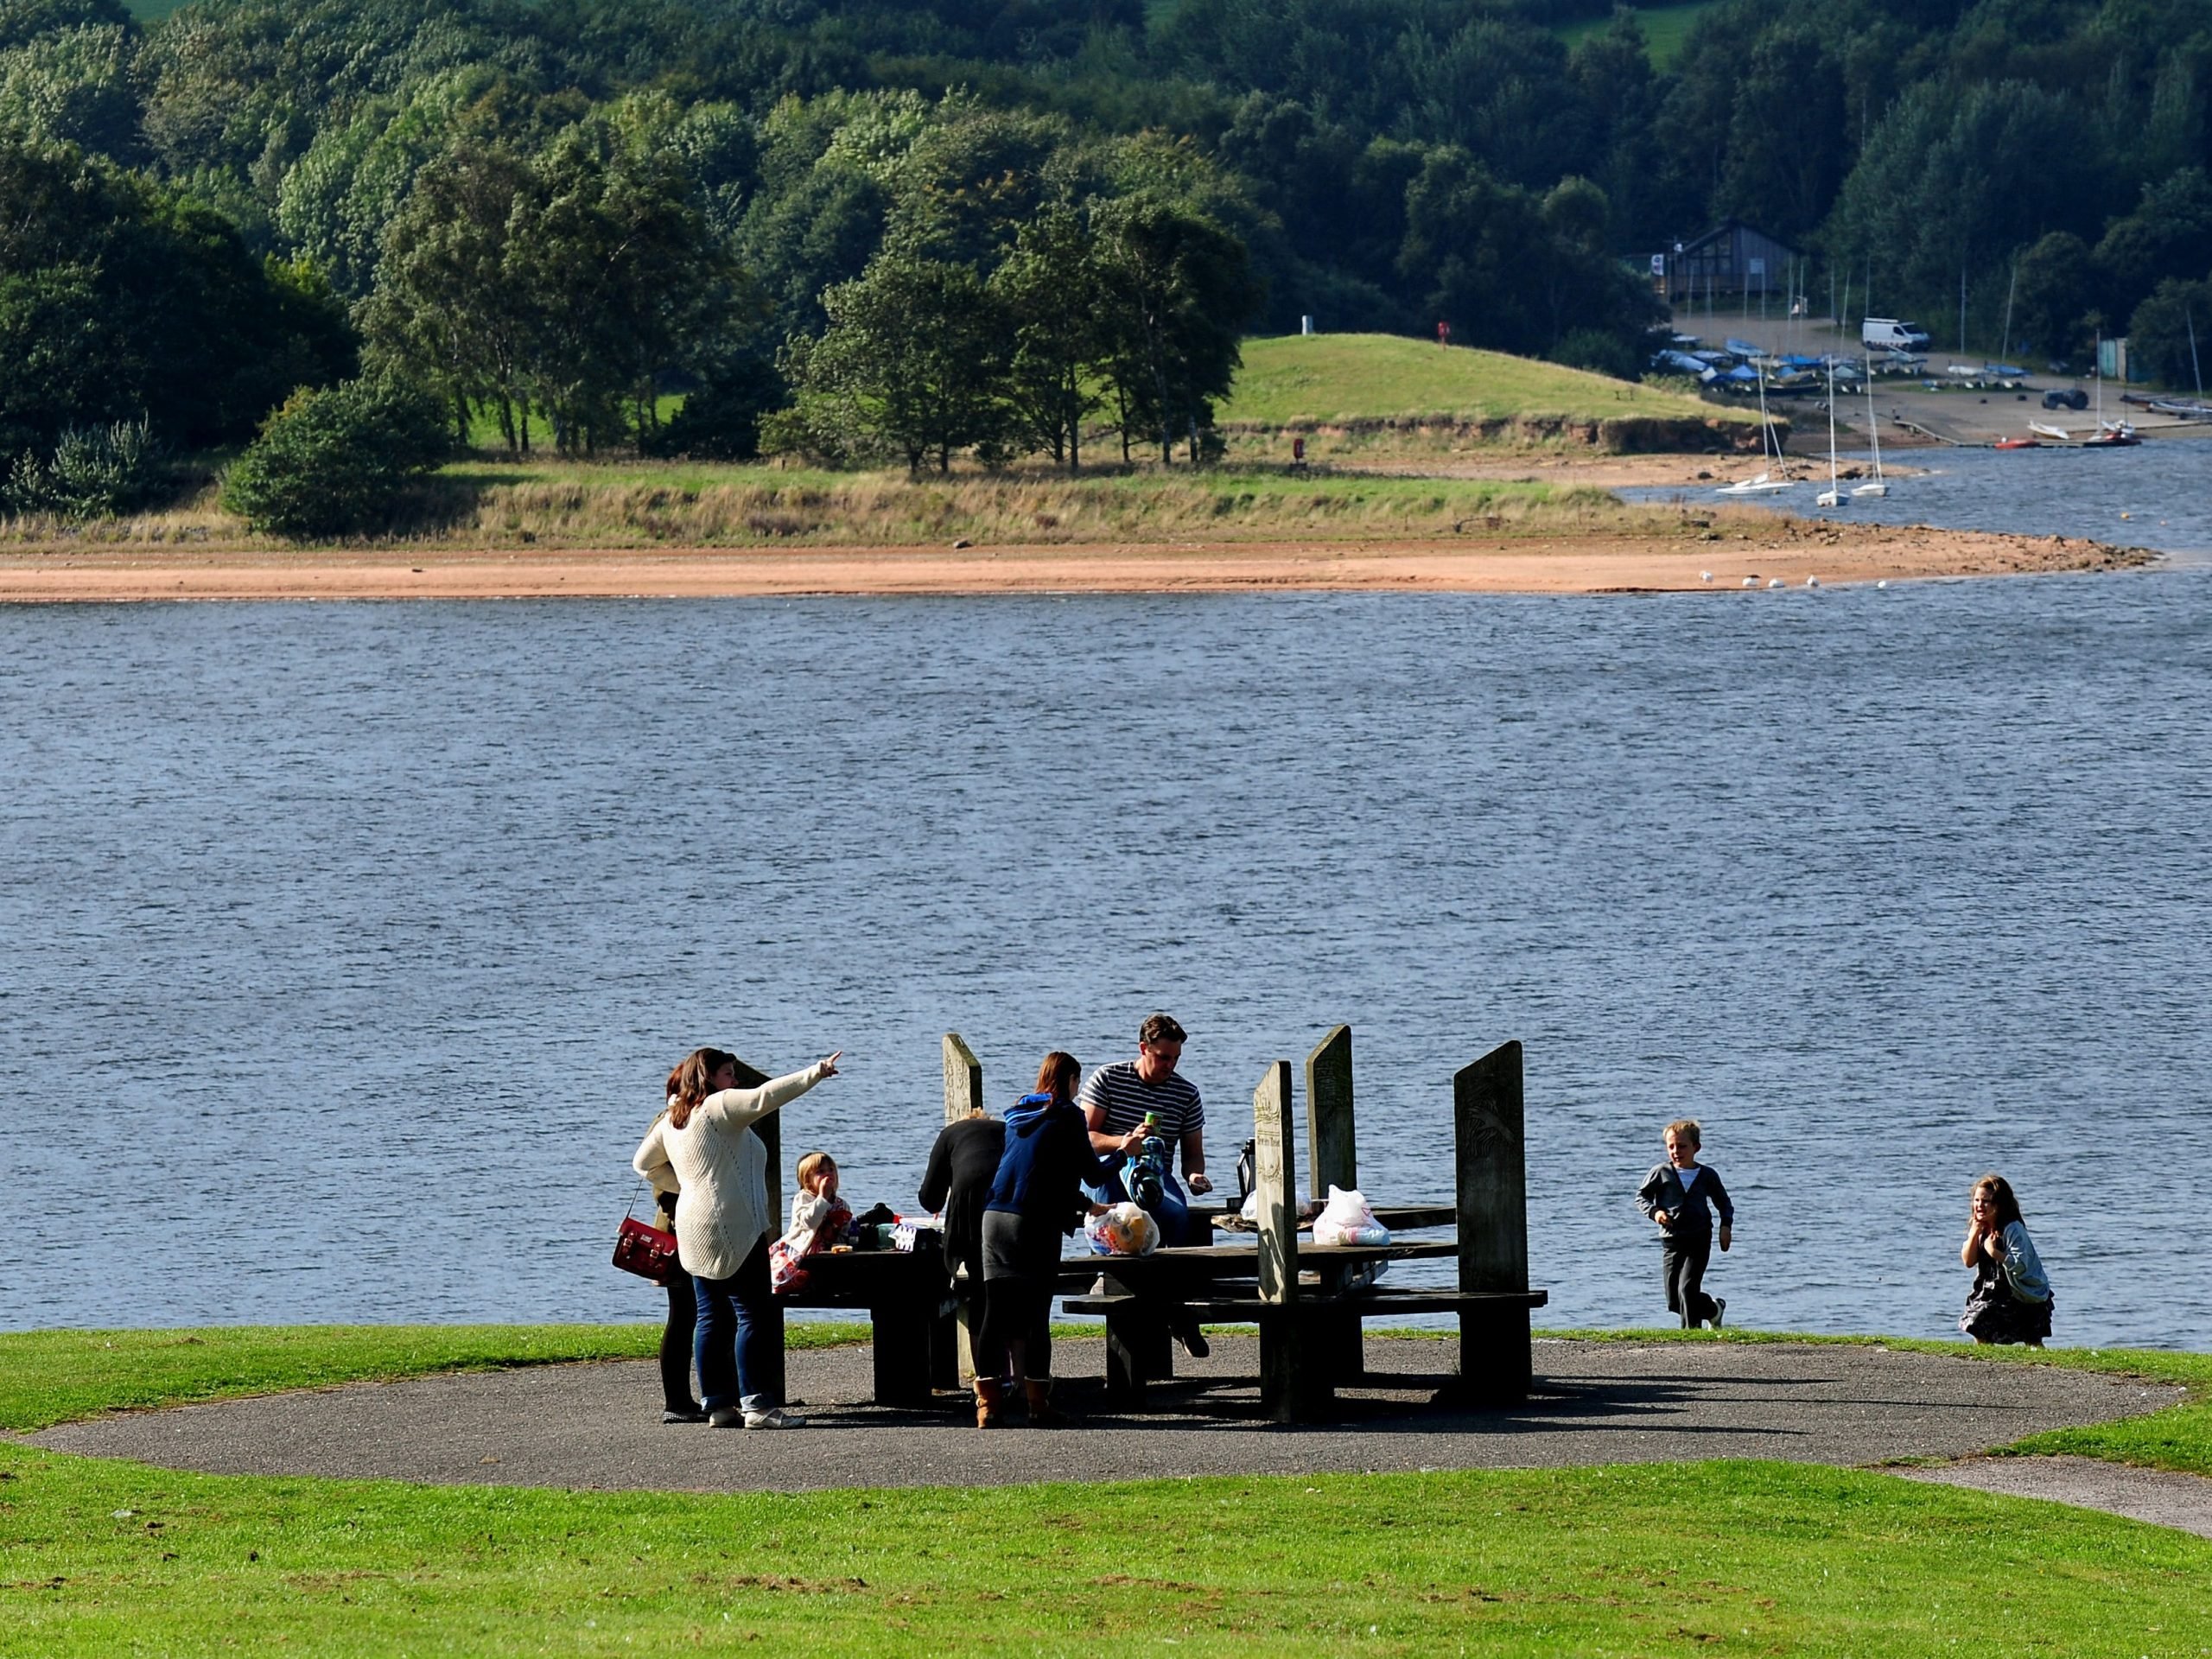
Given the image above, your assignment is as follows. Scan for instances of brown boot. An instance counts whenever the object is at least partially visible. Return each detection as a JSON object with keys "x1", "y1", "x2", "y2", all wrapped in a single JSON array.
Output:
[
  {"x1": 1023, "y1": 1377, "x2": 1070, "y2": 1427},
  {"x1": 974, "y1": 1377, "x2": 1007, "y2": 1428}
]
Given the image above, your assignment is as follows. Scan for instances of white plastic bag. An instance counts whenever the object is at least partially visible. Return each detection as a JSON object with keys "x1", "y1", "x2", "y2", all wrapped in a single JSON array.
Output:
[
  {"x1": 1084, "y1": 1201, "x2": 1160, "y2": 1256},
  {"x1": 1312, "y1": 1185, "x2": 1390, "y2": 1248}
]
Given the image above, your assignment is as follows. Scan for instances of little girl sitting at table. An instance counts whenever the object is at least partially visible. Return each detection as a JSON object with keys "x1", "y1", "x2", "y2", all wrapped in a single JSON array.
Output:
[{"x1": 770, "y1": 1151, "x2": 854, "y2": 1295}]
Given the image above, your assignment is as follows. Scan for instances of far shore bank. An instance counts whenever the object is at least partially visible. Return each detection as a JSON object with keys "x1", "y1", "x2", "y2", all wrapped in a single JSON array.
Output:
[{"x1": 0, "y1": 524, "x2": 2151, "y2": 602}]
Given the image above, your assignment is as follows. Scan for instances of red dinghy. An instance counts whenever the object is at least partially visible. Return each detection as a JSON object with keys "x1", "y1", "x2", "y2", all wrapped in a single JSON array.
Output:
[{"x1": 1992, "y1": 436, "x2": 2042, "y2": 449}]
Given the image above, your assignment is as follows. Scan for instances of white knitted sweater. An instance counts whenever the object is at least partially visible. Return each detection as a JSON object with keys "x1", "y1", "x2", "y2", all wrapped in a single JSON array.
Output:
[{"x1": 632, "y1": 1061, "x2": 831, "y2": 1281}]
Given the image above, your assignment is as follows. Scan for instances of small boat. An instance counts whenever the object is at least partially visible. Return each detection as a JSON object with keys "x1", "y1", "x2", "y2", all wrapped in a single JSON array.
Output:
[
  {"x1": 1815, "y1": 361, "x2": 1845, "y2": 507},
  {"x1": 2079, "y1": 422, "x2": 2140, "y2": 448},
  {"x1": 2029, "y1": 421, "x2": 2073, "y2": 442},
  {"x1": 1718, "y1": 365, "x2": 1796, "y2": 495},
  {"x1": 2075, "y1": 332, "x2": 2140, "y2": 446},
  {"x1": 1992, "y1": 435, "x2": 2043, "y2": 449},
  {"x1": 1853, "y1": 358, "x2": 1890, "y2": 497},
  {"x1": 1717, "y1": 472, "x2": 1796, "y2": 496}
]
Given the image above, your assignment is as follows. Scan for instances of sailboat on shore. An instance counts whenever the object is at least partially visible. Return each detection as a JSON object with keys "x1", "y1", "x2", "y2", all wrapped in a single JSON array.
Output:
[
  {"x1": 1853, "y1": 356, "x2": 1889, "y2": 496},
  {"x1": 2077, "y1": 333, "x2": 2142, "y2": 447},
  {"x1": 1717, "y1": 362, "x2": 1796, "y2": 495},
  {"x1": 1816, "y1": 361, "x2": 1845, "y2": 507}
]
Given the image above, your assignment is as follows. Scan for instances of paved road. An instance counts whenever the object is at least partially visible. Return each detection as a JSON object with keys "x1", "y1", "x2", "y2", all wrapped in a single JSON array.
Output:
[{"x1": 28, "y1": 1338, "x2": 2179, "y2": 1495}]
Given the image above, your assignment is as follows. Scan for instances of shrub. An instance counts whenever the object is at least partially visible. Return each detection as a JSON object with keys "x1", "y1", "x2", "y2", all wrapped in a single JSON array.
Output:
[
  {"x1": 3, "y1": 417, "x2": 165, "y2": 519},
  {"x1": 643, "y1": 356, "x2": 784, "y2": 461},
  {"x1": 1549, "y1": 328, "x2": 1642, "y2": 381},
  {"x1": 221, "y1": 378, "x2": 448, "y2": 539}
]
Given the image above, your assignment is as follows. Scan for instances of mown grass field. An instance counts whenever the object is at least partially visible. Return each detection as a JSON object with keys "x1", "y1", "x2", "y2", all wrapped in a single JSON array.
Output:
[
  {"x1": 1557, "y1": 1, "x2": 1723, "y2": 69},
  {"x1": 1220, "y1": 333, "x2": 1747, "y2": 432},
  {"x1": 5, "y1": 1324, "x2": 2212, "y2": 1655}
]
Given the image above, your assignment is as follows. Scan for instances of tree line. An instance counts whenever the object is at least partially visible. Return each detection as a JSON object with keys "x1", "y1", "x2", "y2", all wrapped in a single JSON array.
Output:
[{"x1": 8, "y1": 0, "x2": 2212, "y2": 522}]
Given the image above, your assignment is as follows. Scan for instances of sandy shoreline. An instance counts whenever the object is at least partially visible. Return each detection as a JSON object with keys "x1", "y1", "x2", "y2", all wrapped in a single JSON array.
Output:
[{"x1": 0, "y1": 524, "x2": 2150, "y2": 601}]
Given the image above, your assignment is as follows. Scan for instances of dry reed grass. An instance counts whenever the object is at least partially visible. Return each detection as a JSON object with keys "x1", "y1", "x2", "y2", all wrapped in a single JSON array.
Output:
[{"x1": 3, "y1": 464, "x2": 1666, "y2": 550}]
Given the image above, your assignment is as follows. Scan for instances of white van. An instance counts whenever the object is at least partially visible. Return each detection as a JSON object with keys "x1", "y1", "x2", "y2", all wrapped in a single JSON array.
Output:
[{"x1": 1862, "y1": 317, "x2": 1930, "y2": 353}]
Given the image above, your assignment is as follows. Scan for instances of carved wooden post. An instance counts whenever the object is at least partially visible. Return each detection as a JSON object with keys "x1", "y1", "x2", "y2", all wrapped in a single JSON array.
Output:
[
  {"x1": 1454, "y1": 1039, "x2": 1529, "y2": 1404},
  {"x1": 940, "y1": 1032, "x2": 985, "y2": 1386},
  {"x1": 729, "y1": 1056, "x2": 786, "y2": 1407},
  {"x1": 1305, "y1": 1024, "x2": 1356, "y2": 1200},
  {"x1": 1255, "y1": 1059, "x2": 1330, "y2": 1420},
  {"x1": 1254, "y1": 1060, "x2": 1297, "y2": 1306},
  {"x1": 943, "y1": 1032, "x2": 982, "y2": 1125},
  {"x1": 1304, "y1": 1024, "x2": 1362, "y2": 1385}
]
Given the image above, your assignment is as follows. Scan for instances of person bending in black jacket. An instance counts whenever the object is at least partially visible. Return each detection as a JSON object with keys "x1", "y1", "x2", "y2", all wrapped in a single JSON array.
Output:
[
  {"x1": 1636, "y1": 1118, "x2": 1735, "y2": 1330},
  {"x1": 918, "y1": 1099, "x2": 1005, "y2": 1389}
]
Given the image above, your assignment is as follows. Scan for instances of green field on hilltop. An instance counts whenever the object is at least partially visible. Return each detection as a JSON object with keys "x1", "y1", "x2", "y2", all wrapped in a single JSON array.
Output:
[
  {"x1": 1557, "y1": 1, "x2": 1721, "y2": 69},
  {"x1": 8, "y1": 1324, "x2": 2212, "y2": 1655},
  {"x1": 1221, "y1": 333, "x2": 1744, "y2": 429}
]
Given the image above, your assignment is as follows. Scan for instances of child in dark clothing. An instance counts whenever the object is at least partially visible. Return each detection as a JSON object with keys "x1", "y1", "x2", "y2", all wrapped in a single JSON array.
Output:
[{"x1": 1636, "y1": 1118, "x2": 1735, "y2": 1329}]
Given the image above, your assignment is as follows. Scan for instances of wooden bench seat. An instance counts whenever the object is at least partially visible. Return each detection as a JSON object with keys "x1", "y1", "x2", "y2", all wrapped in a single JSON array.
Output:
[{"x1": 1058, "y1": 1283, "x2": 1548, "y2": 1414}]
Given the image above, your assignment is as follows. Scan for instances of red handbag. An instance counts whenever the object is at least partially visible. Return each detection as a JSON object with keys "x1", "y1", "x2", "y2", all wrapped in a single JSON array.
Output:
[{"x1": 613, "y1": 1186, "x2": 679, "y2": 1285}]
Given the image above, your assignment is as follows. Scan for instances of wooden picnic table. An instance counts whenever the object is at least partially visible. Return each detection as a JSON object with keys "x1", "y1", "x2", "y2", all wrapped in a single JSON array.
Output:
[
  {"x1": 778, "y1": 1238, "x2": 962, "y2": 1408},
  {"x1": 1060, "y1": 1233, "x2": 1544, "y2": 1414}
]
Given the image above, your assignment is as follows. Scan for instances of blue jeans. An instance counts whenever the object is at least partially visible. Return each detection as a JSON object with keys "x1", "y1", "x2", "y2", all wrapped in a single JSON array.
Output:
[
  {"x1": 693, "y1": 1237, "x2": 776, "y2": 1414},
  {"x1": 1086, "y1": 1166, "x2": 1194, "y2": 1247}
]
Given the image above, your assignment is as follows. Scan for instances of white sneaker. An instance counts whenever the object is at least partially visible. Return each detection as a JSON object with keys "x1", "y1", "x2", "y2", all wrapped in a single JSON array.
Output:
[
  {"x1": 743, "y1": 1407, "x2": 807, "y2": 1430},
  {"x1": 706, "y1": 1406, "x2": 744, "y2": 1428}
]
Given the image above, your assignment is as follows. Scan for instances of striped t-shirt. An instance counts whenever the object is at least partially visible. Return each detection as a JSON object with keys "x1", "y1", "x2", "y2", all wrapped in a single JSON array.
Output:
[{"x1": 1077, "y1": 1060, "x2": 1205, "y2": 1141}]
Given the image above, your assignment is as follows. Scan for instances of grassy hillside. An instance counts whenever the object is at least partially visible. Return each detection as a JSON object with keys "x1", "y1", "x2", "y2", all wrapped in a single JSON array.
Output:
[
  {"x1": 1221, "y1": 332, "x2": 1746, "y2": 430},
  {"x1": 1558, "y1": 1, "x2": 1720, "y2": 69}
]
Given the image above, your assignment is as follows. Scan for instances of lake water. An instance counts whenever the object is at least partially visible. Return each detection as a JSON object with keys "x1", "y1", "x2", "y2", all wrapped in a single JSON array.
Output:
[
  {"x1": 1631, "y1": 436, "x2": 2212, "y2": 560},
  {"x1": 3, "y1": 560, "x2": 2209, "y2": 1348}
]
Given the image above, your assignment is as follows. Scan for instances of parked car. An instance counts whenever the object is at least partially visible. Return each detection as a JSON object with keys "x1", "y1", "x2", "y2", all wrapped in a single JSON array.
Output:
[{"x1": 2042, "y1": 387, "x2": 2089, "y2": 410}]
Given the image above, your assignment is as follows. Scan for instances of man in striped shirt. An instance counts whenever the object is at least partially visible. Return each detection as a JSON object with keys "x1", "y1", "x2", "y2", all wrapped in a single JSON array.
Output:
[{"x1": 1078, "y1": 1012, "x2": 1213, "y2": 1236}]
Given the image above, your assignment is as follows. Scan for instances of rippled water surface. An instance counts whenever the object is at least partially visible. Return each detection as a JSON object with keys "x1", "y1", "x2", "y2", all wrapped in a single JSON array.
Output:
[
  {"x1": 4, "y1": 569, "x2": 2209, "y2": 1345},
  {"x1": 1633, "y1": 436, "x2": 2212, "y2": 558}
]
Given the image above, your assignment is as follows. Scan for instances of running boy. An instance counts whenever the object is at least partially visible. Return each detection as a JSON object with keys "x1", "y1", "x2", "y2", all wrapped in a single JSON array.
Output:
[{"x1": 1636, "y1": 1119, "x2": 1735, "y2": 1329}]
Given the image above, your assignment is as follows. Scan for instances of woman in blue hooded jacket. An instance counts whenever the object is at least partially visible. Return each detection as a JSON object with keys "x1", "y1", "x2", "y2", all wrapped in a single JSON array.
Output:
[{"x1": 976, "y1": 1051, "x2": 1109, "y2": 1427}]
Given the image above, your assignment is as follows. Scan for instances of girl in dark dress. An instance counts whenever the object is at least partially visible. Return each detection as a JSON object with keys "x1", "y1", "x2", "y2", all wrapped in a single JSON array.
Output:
[{"x1": 1959, "y1": 1173, "x2": 2052, "y2": 1346}]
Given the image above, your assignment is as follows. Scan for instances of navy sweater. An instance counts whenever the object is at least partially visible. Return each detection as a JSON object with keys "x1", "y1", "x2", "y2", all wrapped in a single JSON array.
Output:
[
  {"x1": 986, "y1": 1094, "x2": 1110, "y2": 1232},
  {"x1": 1637, "y1": 1162, "x2": 1735, "y2": 1238}
]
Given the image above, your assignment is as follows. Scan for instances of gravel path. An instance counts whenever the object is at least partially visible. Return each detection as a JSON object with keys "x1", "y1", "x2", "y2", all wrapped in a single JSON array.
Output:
[
  {"x1": 1898, "y1": 1454, "x2": 2212, "y2": 1539},
  {"x1": 27, "y1": 1337, "x2": 2178, "y2": 1496}
]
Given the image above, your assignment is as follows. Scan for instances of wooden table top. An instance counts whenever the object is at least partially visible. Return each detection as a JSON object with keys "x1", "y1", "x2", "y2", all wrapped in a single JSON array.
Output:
[{"x1": 1085, "y1": 1238, "x2": 1457, "y2": 1276}]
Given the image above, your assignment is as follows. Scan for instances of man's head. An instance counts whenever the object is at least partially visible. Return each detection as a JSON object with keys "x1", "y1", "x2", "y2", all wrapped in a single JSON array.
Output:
[{"x1": 1135, "y1": 1013, "x2": 1186, "y2": 1083}]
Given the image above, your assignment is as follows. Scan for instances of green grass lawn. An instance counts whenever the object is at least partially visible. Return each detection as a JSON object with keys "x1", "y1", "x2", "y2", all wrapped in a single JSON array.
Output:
[
  {"x1": 1221, "y1": 333, "x2": 1744, "y2": 429},
  {"x1": 8, "y1": 1324, "x2": 2211, "y2": 1655},
  {"x1": 1557, "y1": 1, "x2": 1721, "y2": 70},
  {"x1": 5, "y1": 1450, "x2": 2209, "y2": 1657}
]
